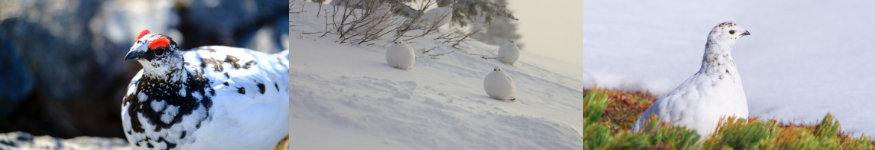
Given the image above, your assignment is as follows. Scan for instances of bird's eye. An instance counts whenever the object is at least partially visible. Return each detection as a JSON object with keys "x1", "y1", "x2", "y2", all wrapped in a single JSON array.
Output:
[
  {"x1": 729, "y1": 30, "x2": 736, "y2": 35},
  {"x1": 154, "y1": 48, "x2": 165, "y2": 55}
]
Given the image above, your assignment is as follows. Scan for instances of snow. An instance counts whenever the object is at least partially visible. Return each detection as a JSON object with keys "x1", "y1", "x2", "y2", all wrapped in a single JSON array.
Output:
[
  {"x1": 584, "y1": 1, "x2": 875, "y2": 138},
  {"x1": 289, "y1": 1, "x2": 582, "y2": 149}
]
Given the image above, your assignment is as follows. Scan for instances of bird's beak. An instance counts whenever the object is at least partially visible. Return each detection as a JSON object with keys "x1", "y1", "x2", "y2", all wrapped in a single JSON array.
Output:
[
  {"x1": 124, "y1": 51, "x2": 139, "y2": 61},
  {"x1": 742, "y1": 30, "x2": 751, "y2": 36}
]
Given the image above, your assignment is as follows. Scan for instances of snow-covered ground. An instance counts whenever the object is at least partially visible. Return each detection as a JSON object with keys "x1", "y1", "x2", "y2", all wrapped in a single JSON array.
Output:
[
  {"x1": 289, "y1": 1, "x2": 583, "y2": 149},
  {"x1": 584, "y1": 1, "x2": 875, "y2": 137}
]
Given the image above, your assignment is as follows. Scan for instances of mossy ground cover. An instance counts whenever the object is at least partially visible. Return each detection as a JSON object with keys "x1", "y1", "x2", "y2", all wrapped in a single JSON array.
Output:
[{"x1": 583, "y1": 87, "x2": 875, "y2": 150}]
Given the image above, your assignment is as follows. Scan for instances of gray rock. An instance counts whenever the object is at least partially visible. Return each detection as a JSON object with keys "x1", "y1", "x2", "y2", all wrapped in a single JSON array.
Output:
[
  {"x1": 0, "y1": 28, "x2": 33, "y2": 117},
  {"x1": 0, "y1": 132, "x2": 130, "y2": 150},
  {"x1": 179, "y1": 0, "x2": 287, "y2": 49},
  {"x1": 0, "y1": 0, "x2": 136, "y2": 138},
  {"x1": 0, "y1": 0, "x2": 99, "y2": 100}
]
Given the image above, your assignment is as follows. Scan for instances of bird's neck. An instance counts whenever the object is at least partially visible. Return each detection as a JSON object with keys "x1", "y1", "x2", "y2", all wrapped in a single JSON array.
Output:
[
  {"x1": 140, "y1": 58, "x2": 186, "y2": 83},
  {"x1": 698, "y1": 43, "x2": 740, "y2": 81}
]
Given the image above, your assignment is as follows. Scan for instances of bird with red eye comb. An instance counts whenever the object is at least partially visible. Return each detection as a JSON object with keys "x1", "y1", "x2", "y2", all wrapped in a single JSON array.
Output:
[{"x1": 121, "y1": 29, "x2": 289, "y2": 150}]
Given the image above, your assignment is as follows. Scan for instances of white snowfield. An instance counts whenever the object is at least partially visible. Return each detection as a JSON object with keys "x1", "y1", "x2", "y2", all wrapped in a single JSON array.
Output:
[
  {"x1": 584, "y1": 1, "x2": 875, "y2": 138},
  {"x1": 290, "y1": 1, "x2": 583, "y2": 149}
]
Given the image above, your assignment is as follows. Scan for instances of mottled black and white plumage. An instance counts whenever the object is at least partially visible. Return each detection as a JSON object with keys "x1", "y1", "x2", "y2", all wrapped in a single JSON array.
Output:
[{"x1": 121, "y1": 29, "x2": 289, "y2": 150}]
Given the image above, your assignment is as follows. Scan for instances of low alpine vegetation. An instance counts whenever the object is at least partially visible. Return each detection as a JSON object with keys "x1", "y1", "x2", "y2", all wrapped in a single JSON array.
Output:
[{"x1": 583, "y1": 87, "x2": 875, "y2": 150}]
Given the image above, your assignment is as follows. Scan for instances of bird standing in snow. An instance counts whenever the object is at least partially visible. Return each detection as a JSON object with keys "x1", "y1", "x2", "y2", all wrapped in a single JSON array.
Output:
[
  {"x1": 484, "y1": 67, "x2": 516, "y2": 101},
  {"x1": 631, "y1": 22, "x2": 751, "y2": 137},
  {"x1": 498, "y1": 40, "x2": 520, "y2": 65},
  {"x1": 121, "y1": 29, "x2": 289, "y2": 150},
  {"x1": 419, "y1": 4, "x2": 453, "y2": 30},
  {"x1": 386, "y1": 41, "x2": 415, "y2": 70}
]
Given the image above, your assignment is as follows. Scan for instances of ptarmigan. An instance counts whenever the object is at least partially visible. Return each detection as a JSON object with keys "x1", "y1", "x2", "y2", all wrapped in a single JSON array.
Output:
[
  {"x1": 498, "y1": 40, "x2": 520, "y2": 65},
  {"x1": 121, "y1": 29, "x2": 289, "y2": 150},
  {"x1": 386, "y1": 41, "x2": 415, "y2": 70},
  {"x1": 484, "y1": 67, "x2": 516, "y2": 101},
  {"x1": 419, "y1": 4, "x2": 453, "y2": 29},
  {"x1": 355, "y1": 3, "x2": 393, "y2": 38},
  {"x1": 631, "y1": 22, "x2": 751, "y2": 137}
]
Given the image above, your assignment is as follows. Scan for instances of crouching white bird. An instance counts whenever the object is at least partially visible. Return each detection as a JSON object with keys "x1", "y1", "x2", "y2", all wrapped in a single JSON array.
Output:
[
  {"x1": 356, "y1": 3, "x2": 393, "y2": 38},
  {"x1": 121, "y1": 29, "x2": 289, "y2": 150},
  {"x1": 484, "y1": 67, "x2": 516, "y2": 101},
  {"x1": 419, "y1": 4, "x2": 453, "y2": 29},
  {"x1": 631, "y1": 22, "x2": 751, "y2": 137},
  {"x1": 386, "y1": 41, "x2": 415, "y2": 70},
  {"x1": 498, "y1": 40, "x2": 520, "y2": 65}
]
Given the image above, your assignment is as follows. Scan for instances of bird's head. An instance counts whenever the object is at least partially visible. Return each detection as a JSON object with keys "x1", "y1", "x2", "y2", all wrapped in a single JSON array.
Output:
[
  {"x1": 510, "y1": 40, "x2": 515, "y2": 43},
  {"x1": 125, "y1": 29, "x2": 184, "y2": 79},
  {"x1": 493, "y1": 67, "x2": 501, "y2": 72},
  {"x1": 707, "y1": 22, "x2": 750, "y2": 47}
]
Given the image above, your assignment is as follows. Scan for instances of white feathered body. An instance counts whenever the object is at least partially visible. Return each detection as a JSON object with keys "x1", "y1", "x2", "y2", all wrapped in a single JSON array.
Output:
[
  {"x1": 498, "y1": 42, "x2": 520, "y2": 65},
  {"x1": 632, "y1": 22, "x2": 750, "y2": 137},
  {"x1": 122, "y1": 46, "x2": 289, "y2": 150},
  {"x1": 484, "y1": 69, "x2": 515, "y2": 101},
  {"x1": 631, "y1": 59, "x2": 748, "y2": 136},
  {"x1": 386, "y1": 42, "x2": 415, "y2": 70}
]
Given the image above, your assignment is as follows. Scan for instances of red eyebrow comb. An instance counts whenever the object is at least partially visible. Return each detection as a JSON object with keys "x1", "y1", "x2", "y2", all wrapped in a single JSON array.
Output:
[
  {"x1": 149, "y1": 37, "x2": 170, "y2": 50},
  {"x1": 136, "y1": 29, "x2": 150, "y2": 41}
]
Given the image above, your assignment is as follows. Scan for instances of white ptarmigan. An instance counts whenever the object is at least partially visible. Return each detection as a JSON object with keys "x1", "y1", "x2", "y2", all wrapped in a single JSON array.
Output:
[
  {"x1": 121, "y1": 29, "x2": 289, "y2": 150},
  {"x1": 386, "y1": 41, "x2": 415, "y2": 70},
  {"x1": 419, "y1": 4, "x2": 453, "y2": 29},
  {"x1": 355, "y1": 3, "x2": 393, "y2": 38},
  {"x1": 498, "y1": 40, "x2": 520, "y2": 65},
  {"x1": 484, "y1": 67, "x2": 516, "y2": 101},
  {"x1": 631, "y1": 22, "x2": 751, "y2": 137}
]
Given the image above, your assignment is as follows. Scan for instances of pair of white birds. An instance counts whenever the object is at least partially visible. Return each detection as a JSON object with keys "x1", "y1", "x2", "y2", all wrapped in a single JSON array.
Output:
[
  {"x1": 385, "y1": 40, "x2": 520, "y2": 69},
  {"x1": 632, "y1": 22, "x2": 752, "y2": 138},
  {"x1": 385, "y1": 40, "x2": 521, "y2": 101}
]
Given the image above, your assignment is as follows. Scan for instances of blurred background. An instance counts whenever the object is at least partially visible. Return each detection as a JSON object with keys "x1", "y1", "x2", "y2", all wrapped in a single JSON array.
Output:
[
  {"x1": 583, "y1": 1, "x2": 875, "y2": 138},
  {"x1": 0, "y1": 0, "x2": 288, "y2": 139}
]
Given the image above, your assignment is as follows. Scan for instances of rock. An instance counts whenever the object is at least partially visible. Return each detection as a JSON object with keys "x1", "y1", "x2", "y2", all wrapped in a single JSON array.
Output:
[
  {"x1": 0, "y1": 132, "x2": 130, "y2": 150},
  {"x1": 0, "y1": 0, "x2": 100, "y2": 101},
  {"x1": 178, "y1": 0, "x2": 287, "y2": 49},
  {"x1": 0, "y1": 29, "x2": 34, "y2": 117},
  {"x1": 275, "y1": 16, "x2": 289, "y2": 50}
]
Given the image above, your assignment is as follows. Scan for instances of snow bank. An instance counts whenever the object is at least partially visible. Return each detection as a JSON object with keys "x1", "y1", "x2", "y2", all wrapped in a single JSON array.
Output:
[{"x1": 289, "y1": 1, "x2": 582, "y2": 149}]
